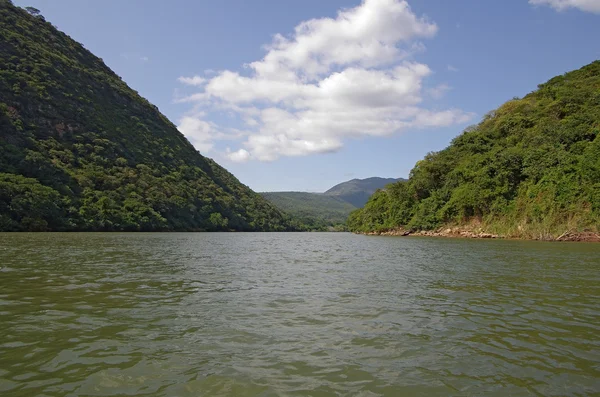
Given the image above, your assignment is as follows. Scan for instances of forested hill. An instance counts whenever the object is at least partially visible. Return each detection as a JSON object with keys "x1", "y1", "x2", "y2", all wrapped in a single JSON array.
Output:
[
  {"x1": 261, "y1": 177, "x2": 404, "y2": 230},
  {"x1": 348, "y1": 61, "x2": 600, "y2": 239},
  {"x1": 0, "y1": 1, "x2": 293, "y2": 231},
  {"x1": 260, "y1": 192, "x2": 357, "y2": 230},
  {"x1": 324, "y1": 177, "x2": 405, "y2": 207}
]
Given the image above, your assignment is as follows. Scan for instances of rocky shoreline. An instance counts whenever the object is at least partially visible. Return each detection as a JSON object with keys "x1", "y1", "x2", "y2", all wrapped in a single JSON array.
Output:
[
  {"x1": 361, "y1": 227, "x2": 600, "y2": 242},
  {"x1": 363, "y1": 227, "x2": 499, "y2": 239}
]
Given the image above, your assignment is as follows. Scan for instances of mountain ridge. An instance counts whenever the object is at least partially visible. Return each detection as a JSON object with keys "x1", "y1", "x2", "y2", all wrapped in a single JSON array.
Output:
[
  {"x1": 324, "y1": 177, "x2": 406, "y2": 207},
  {"x1": 348, "y1": 61, "x2": 600, "y2": 240},
  {"x1": 0, "y1": 2, "x2": 294, "y2": 231},
  {"x1": 260, "y1": 177, "x2": 405, "y2": 229}
]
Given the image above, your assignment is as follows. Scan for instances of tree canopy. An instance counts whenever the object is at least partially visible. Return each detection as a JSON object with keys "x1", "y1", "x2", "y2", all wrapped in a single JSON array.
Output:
[
  {"x1": 348, "y1": 61, "x2": 600, "y2": 239},
  {"x1": 0, "y1": 2, "x2": 295, "y2": 231},
  {"x1": 261, "y1": 192, "x2": 357, "y2": 231}
]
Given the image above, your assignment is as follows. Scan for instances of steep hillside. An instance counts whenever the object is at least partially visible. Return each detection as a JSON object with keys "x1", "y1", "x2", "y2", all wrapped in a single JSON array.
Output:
[
  {"x1": 260, "y1": 192, "x2": 356, "y2": 229},
  {"x1": 348, "y1": 61, "x2": 600, "y2": 240},
  {"x1": 324, "y1": 177, "x2": 405, "y2": 207},
  {"x1": 0, "y1": 2, "x2": 293, "y2": 231}
]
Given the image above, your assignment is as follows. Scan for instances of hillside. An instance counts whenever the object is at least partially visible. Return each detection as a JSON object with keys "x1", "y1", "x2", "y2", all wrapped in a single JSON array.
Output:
[
  {"x1": 260, "y1": 192, "x2": 356, "y2": 229},
  {"x1": 348, "y1": 61, "x2": 600, "y2": 240},
  {"x1": 324, "y1": 177, "x2": 405, "y2": 207},
  {"x1": 261, "y1": 177, "x2": 404, "y2": 230},
  {"x1": 0, "y1": 2, "x2": 293, "y2": 232}
]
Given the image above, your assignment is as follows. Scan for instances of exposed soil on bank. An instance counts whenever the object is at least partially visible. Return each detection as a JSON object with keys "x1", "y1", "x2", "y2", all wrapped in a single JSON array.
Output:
[
  {"x1": 552, "y1": 230, "x2": 600, "y2": 242},
  {"x1": 360, "y1": 227, "x2": 600, "y2": 242}
]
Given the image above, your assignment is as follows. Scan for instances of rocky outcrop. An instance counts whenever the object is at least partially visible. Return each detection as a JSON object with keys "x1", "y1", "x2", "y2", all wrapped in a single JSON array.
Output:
[
  {"x1": 364, "y1": 227, "x2": 499, "y2": 239},
  {"x1": 555, "y1": 230, "x2": 600, "y2": 242},
  {"x1": 361, "y1": 226, "x2": 600, "y2": 242}
]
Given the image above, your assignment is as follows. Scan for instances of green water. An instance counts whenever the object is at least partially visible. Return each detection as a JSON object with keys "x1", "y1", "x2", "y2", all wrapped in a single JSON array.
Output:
[{"x1": 0, "y1": 233, "x2": 598, "y2": 396}]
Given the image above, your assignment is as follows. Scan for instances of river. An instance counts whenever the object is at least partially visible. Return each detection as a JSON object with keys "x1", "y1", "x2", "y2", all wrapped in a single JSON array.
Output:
[{"x1": 0, "y1": 232, "x2": 598, "y2": 396}]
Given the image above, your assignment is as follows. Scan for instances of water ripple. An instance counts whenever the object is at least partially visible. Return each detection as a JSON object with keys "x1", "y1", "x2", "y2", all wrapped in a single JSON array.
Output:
[{"x1": 0, "y1": 233, "x2": 599, "y2": 396}]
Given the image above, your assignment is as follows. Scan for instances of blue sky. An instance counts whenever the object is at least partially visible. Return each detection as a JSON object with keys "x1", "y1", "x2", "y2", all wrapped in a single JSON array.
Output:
[{"x1": 14, "y1": 0, "x2": 600, "y2": 192}]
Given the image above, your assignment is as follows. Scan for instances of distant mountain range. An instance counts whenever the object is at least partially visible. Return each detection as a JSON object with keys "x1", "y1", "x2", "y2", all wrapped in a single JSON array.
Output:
[
  {"x1": 324, "y1": 177, "x2": 405, "y2": 207},
  {"x1": 260, "y1": 177, "x2": 405, "y2": 229},
  {"x1": 259, "y1": 192, "x2": 356, "y2": 228}
]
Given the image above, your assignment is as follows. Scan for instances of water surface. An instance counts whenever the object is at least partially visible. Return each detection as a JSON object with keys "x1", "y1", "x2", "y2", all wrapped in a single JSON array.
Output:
[{"x1": 0, "y1": 233, "x2": 599, "y2": 396}]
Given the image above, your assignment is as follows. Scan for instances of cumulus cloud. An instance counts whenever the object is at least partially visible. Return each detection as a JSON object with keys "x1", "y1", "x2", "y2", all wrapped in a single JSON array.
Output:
[
  {"x1": 246, "y1": 0, "x2": 437, "y2": 80},
  {"x1": 226, "y1": 148, "x2": 251, "y2": 162},
  {"x1": 177, "y1": 76, "x2": 206, "y2": 86},
  {"x1": 177, "y1": 116, "x2": 218, "y2": 153},
  {"x1": 529, "y1": 0, "x2": 600, "y2": 13},
  {"x1": 177, "y1": 0, "x2": 474, "y2": 161}
]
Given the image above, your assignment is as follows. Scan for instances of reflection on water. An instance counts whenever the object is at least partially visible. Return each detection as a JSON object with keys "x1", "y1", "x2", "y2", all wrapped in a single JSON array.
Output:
[{"x1": 0, "y1": 233, "x2": 599, "y2": 396}]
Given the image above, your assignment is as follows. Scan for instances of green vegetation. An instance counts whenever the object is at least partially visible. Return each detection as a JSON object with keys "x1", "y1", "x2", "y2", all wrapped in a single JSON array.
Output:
[
  {"x1": 260, "y1": 192, "x2": 357, "y2": 231},
  {"x1": 261, "y1": 178, "x2": 404, "y2": 230},
  {"x1": 348, "y1": 61, "x2": 600, "y2": 239},
  {"x1": 0, "y1": 1, "x2": 295, "y2": 231},
  {"x1": 324, "y1": 177, "x2": 404, "y2": 207}
]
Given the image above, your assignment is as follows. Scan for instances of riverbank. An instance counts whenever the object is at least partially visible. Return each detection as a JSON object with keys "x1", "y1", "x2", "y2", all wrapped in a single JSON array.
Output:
[{"x1": 360, "y1": 226, "x2": 600, "y2": 242}]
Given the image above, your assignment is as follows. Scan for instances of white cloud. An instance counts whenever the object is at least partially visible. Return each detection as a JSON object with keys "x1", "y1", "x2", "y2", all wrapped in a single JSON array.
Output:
[
  {"x1": 177, "y1": 76, "x2": 207, "y2": 86},
  {"x1": 226, "y1": 148, "x2": 251, "y2": 162},
  {"x1": 247, "y1": 0, "x2": 437, "y2": 80},
  {"x1": 529, "y1": 0, "x2": 600, "y2": 13},
  {"x1": 177, "y1": 116, "x2": 218, "y2": 153},
  {"x1": 141, "y1": 56, "x2": 149, "y2": 62},
  {"x1": 447, "y1": 64, "x2": 459, "y2": 72},
  {"x1": 428, "y1": 83, "x2": 451, "y2": 99},
  {"x1": 177, "y1": 0, "x2": 474, "y2": 161}
]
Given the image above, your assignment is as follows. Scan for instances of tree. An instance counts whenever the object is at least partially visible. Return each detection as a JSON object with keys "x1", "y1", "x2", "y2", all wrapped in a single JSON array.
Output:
[{"x1": 24, "y1": 6, "x2": 40, "y2": 16}]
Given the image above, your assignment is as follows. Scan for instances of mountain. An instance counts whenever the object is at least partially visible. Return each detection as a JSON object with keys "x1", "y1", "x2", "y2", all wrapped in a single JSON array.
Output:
[
  {"x1": 0, "y1": 2, "x2": 293, "y2": 232},
  {"x1": 324, "y1": 177, "x2": 405, "y2": 207},
  {"x1": 260, "y1": 177, "x2": 404, "y2": 230},
  {"x1": 260, "y1": 192, "x2": 357, "y2": 229},
  {"x1": 348, "y1": 61, "x2": 600, "y2": 240}
]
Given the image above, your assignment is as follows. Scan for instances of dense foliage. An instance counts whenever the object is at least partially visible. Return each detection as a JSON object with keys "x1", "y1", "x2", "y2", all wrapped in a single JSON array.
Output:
[
  {"x1": 0, "y1": 1, "x2": 294, "y2": 231},
  {"x1": 348, "y1": 61, "x2": 600, "y2": 239},
  {"x1": 261, "y1": 192, "x2": 357, "y2": 231}
]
